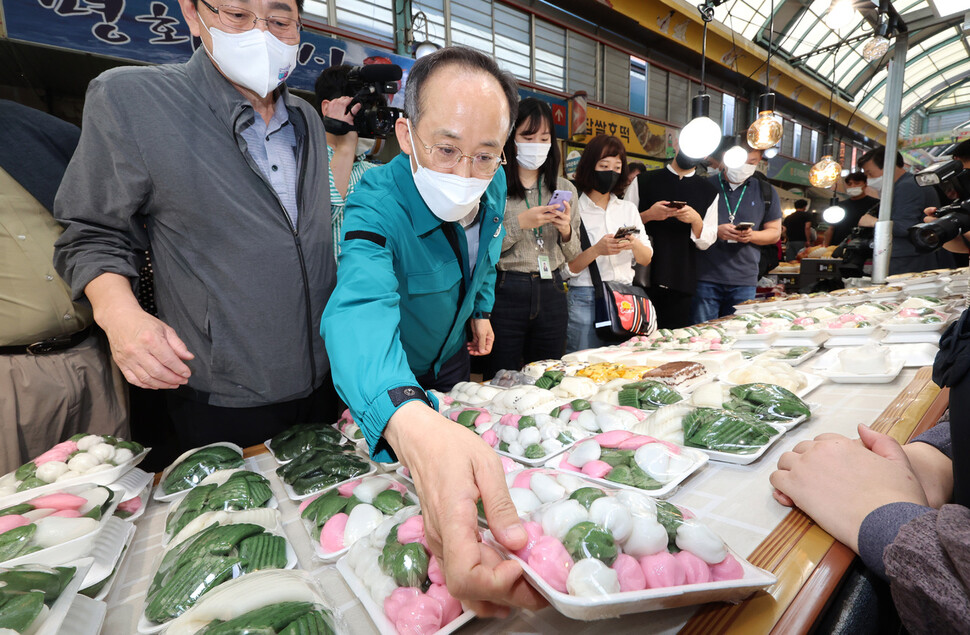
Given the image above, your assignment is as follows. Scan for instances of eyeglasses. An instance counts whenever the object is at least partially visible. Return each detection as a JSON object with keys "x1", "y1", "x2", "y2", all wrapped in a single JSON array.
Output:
[
  {"x1": 411, "y1": 127, "x2": 506, "y2": 178},
  {"x1": 198, "y1": 0, "x2": 302, "y2": 42}
]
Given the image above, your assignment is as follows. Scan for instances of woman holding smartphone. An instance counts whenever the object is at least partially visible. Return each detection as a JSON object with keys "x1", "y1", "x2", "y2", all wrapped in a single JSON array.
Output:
[
  {"x1": 482, "y1": 98, "x2": 580, "y2": 378},
  {"x1": 565, "y1": 134, "x2": 653, "y2": 352}
]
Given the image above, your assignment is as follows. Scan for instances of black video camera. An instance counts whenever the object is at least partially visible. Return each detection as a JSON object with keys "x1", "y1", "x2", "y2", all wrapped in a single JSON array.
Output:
[
  {"x1": 908, "y1": 159, "x2": 970, "y2": 252},
  {"x1": 322, "y1": 64, "x2": 404, "y2": 139}
]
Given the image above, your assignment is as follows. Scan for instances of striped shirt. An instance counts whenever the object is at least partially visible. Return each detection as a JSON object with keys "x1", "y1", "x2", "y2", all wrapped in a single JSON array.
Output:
[
  {"x1": 328, "y1": 145, "x2": 377, "y2": 263},
  {"x1": 239, "y1": 94, "x2": 300, "y2": 228}
]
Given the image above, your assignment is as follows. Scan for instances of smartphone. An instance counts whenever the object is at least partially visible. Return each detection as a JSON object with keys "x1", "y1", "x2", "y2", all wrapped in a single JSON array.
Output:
[
  {"x1": 547, "y1": 189, "x2": 573, "y2": 213},
  {"x1": 614, "y1": 225, "x2": 640, "y2": 239},
  {"x1": 668, "y1": 201, "x2": 687, "y2": 209},
  {"x1": 735, "y1": 221, "x2": 755, "y2": 231}
]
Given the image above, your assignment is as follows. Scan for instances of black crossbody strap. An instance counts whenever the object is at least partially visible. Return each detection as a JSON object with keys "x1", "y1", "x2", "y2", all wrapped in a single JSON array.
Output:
[{"x1": 578, "y1": 221, "x2": 605, "y2": 299}]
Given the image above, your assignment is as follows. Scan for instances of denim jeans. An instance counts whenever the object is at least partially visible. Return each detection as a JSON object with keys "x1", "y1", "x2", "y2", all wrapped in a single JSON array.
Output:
[
  {"x1": 566, "y1": 285, "x2": 612, "y2": 353},
  {"x1": 690, "y1": 280, "x2": 756, "y2": 324},
  {"x1": 483, "y1": 271, "x2": 569, "y2": 378}
]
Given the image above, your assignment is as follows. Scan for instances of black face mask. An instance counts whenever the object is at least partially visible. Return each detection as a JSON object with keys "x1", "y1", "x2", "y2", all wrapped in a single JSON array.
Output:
[
  {"x1": 674, "y1": 151, "x2": 699, "y2": 171},
  {"x1": 593, "y1": 169, "x2": 620, "y2": 195}
]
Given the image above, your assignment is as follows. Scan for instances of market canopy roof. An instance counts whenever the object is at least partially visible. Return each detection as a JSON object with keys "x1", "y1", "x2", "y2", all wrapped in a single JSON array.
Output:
[{"x1": 710, "y1": 0, "x2": 970, "y2": 126}]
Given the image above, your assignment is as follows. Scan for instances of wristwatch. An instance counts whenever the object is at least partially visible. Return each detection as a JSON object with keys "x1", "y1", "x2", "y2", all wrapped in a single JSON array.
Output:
[{"x1": 472, "y1": 311, "x2": 492, "y2": 320}]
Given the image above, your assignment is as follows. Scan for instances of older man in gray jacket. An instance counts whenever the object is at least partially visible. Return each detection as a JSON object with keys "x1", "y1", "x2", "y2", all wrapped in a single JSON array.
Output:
[{"x1": 54, "y1": 0, "x2": 336, "y2": 449}]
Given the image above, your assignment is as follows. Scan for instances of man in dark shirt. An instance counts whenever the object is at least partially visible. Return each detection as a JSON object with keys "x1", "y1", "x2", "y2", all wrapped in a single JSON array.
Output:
[
  {"x1": 824, "y1": 172, "x2": 878, "y2": 247},
  {"x1": 636, "y1": 153, "x2": 718, "y2": 328},
  {"x1": 782, "y1": 199, "x2": 812, "y2": 259},
  {"x1": 858, "y1": 147, "x2": 941, "y2": 275}
]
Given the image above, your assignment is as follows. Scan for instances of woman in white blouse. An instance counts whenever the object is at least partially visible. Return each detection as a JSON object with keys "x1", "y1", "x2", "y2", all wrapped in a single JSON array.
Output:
[{"x1": 565, "y1": 134, "x2": 653, "y2": 352}]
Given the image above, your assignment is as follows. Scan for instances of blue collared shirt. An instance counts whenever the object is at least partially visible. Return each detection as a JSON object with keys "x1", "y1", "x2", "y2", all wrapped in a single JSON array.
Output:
[{"x1": 240, "y1": 94, "x2": 300, "y2": 228}]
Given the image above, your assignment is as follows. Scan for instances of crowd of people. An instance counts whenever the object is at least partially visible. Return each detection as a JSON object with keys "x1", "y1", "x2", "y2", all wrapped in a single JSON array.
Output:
[{"x1": 2, "y1": 0, "x2": 969, "y2": 628}]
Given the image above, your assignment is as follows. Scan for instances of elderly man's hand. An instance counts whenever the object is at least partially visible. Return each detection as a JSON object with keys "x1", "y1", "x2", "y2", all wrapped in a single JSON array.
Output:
[
  {"x1": 467, "y1": 319, "x2": 494, "y2": 356},
  {"x1": 384, "y1": 403, "x2": 548, "y2": 616},
  {"x1": 102, "y1": 305, "x2": 194, "y2": 390}
]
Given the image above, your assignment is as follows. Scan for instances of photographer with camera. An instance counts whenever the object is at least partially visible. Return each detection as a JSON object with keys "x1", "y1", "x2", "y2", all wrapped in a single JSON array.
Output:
[
  {"x1": 917, "y1": 141, "x2": 970, "y2": 261},
  {"x1": 315, "y1": 63, "x2": 402, "y2": 262}
]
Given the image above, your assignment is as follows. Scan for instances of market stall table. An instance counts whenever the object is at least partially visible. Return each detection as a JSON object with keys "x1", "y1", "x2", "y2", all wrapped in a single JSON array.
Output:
[{"x1": 102, "y1": 367, "x2": 942, "y2": 634}]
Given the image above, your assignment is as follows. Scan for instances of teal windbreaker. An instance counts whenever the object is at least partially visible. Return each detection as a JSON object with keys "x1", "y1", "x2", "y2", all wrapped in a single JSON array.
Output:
[{"x1": 321, "y1": 153, "x2": 506, "y2": 461}]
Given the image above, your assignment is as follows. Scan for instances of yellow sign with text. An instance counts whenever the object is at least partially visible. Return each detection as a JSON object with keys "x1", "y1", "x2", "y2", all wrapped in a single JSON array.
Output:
[{"x1": 575, "y1": 106, "x2": 669, "y2": 159}]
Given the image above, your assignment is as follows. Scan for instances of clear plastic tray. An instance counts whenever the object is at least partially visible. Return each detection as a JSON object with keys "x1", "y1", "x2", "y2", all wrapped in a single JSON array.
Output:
[
  {"x1": 543, "y1": 446, "x2": 709, "y2": 499},
  {"x1": 299, "y1": 475, "x2": 419, "y2": 562},
  {"x1": 78, "y1": 516, "x2": 133, "y2": 593},
  {"x1": 154, "y1": 442, "x2": 244, "y2": 503},
  {"x1": 279, "y1": 461, "x2": 379, "y2": 502},
  {"x1": 61, "y1": 593, "x2": 107, "y2": 635},
  {"x1": 31, "y1": 557, "x2": 94, "y2": 635},
  {"x1": 686, "y1": 422, "x2": 787, "y2": 466},
  {"x1": 772, "y1": 331, "x2": 829, "y2": 347},
  {"x1": 718, "y1": 365, "x2": 825, "y2": 399},
  {"x1": 263, "y1": 432, "x2": 348, "y2": 465},
  {"x1": 880, "y1": 320, "x2": 948, "y2": 333},
  {"x1": 335, "y1": 556, "x2": 475, "y2": 635},
  {"x1": 482, "y1": 533, "x2": 774, "y2": 621},
  {"x1": 1, "y1": 484, "x2": 122, "y2": 567},
  {"x1": 138, "y1": 520, "x2": 299, "y2": 633},
  {"x1": 754, "y1": 347, "x2": 819, "y2": 366},
  {"x1": 817, "y1": 360, "x2": 905, "y2": 384},
  {"x1": 0, "y1": 450, "x2": 150, "y2": 508}
]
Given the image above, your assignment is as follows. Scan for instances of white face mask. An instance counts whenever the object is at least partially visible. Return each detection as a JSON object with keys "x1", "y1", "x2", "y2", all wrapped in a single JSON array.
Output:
[
  {"x1": 200, "y1": 16, "x2": 298, "y2": 98},
  {"x1": 515, "y1": 142, "x2": 551, "y2": 171},
  {"x1": 867, "y1": 175, "x2": 883, "y2": 192},
  {"x1": 846, "y1": 186, "x2": 864, "y2": 197},
  {"x1": 356, "y1": 137, "x2": 376, "y2": 158},
  {"x1": 725, "y1": 163, "x2": 757, "y2": 184},
  {"x1": 407, "y1": 120, "x2": 492, "y2": 223}
]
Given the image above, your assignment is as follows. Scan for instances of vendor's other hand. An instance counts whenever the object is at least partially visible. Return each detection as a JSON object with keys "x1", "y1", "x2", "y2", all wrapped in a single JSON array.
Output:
[
  {"x1": 384, "y1": 403, "x2": 547, "y2": 616},
  {"x1": 769, "y1": 424, "x2": 928, "y2": 553},
  {"x1": 101, "y1": 306, "x2": 194, "y2": 390},
  {"x1": 467, "y1": 318, "x2": 494, "y2": 356}
]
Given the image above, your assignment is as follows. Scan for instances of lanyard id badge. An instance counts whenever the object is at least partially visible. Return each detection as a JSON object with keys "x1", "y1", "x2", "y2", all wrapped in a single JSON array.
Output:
[{"x1": 537, "y1": 254, "x2": 553, "y2": 279}]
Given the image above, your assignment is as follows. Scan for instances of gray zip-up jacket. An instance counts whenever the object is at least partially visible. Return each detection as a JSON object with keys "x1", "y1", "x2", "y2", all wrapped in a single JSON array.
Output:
[{"x1": 53, "y1": 49, "x2": 335, "y2": 408}]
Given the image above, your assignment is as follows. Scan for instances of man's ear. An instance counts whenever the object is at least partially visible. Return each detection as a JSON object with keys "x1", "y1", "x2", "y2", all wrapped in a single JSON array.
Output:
[
  {"x1": 176, "y1": 0, "x2": 203, "y2": 38},
  {"x1": 395, "y1": 117, "x2": 413, "y2": 157},
  {"x1": 319, "y1": 99, "x2": 331, "y2": 119}
]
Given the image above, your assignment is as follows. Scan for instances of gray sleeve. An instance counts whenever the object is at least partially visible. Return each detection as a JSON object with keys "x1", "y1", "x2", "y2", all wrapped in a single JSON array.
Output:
[
  {"x1": 884, "y1": 504, "x2": 970, "y2": 634},
  {"x1": 911, "y1": 422, "x2": 952, "y2": 460},
  {"x1": 858, "y1": 502, "x2": 934, "y2": 578},
  {"x1": 53, "y1": 75, "x2": 152, "y2": 300}
]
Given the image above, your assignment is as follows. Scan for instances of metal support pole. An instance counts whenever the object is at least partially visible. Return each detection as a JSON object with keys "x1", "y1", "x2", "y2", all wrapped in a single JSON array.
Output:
[
  {"x1": 394, "y1": 0, "x2": 413, "y2": 56},
  {"x1": 872, "y1": 30, "x2": 908, "y2": 284}
]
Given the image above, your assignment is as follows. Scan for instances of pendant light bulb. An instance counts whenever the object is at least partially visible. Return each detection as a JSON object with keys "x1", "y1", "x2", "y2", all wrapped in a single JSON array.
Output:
[
  {"x1": 823, "y1": 204, "x2": 846, "y2": 224},
  {"x1": 747, "y1": 93, "x2": 783, "y2": 150},
  {"x1": 680, "y1": 94, "x2": 722, "y2": 159},
  {"x1": 810, "y1": 154, "x2": 842, "y2": 188},
  {"x1": 863, "y1": 35, "x2": 890, "y2": 62}
]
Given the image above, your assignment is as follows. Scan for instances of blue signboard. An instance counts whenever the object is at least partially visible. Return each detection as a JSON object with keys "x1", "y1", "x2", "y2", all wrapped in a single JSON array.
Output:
[{"x1": 2, "y1": 0, "x2": 414, "y2": 96}]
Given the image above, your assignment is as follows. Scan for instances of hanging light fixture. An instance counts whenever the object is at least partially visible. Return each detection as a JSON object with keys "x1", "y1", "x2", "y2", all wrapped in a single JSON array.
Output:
[
  {"x1": 822, "y1": 197, "x2": 846, "y2": 224},
  {"x1": 681, "y1": 1, "x2": 722, "y2": 159},
  {"x1": 810, "y1": 143, "x2": 842, "y2": 188},
  {"x1": 409, "y1": 11, "x2": 440, "y2": 59},
  {"x1": 824, "y1": 0, "x2": 856, "y2": 29},
  {"x1": 747, "y1": 0, "x2": 783, "y2": 150},
  {"x1": 863, "y1": 17, "x2": 891, "y2": 62}
]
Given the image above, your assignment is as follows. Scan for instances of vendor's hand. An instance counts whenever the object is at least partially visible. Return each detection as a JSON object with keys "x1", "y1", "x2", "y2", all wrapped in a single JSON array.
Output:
[
  {"x1": 100, "y1": 305, "x2": 194, "y2": 390},
  {"x1": 595, "y1": 234, "x2": 629, "y2": 256},
  {"x1": 517, "y1": 204, "x2": 561, "y2": 230},
  {"x1": 672, "y1": 206, "x2": 701, "y2": 226},
  {"x1": 467, "y1": 319, "x2": 494, "y2": 356},
  {"x1": 769, "y1": 424, "x2": 928, "y2": 553},
  {"x1": 640, "y1": 201, "x2": 674, "y2": 223},
  {"x1": 384, "y1": 403, "x2": 547, "y2": 616}
]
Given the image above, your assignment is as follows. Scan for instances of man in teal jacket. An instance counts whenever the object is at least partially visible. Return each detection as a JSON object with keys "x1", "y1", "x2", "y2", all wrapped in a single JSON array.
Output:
[{"x1": 322, "y1": 47, "x2": 543, "y2": 615}]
